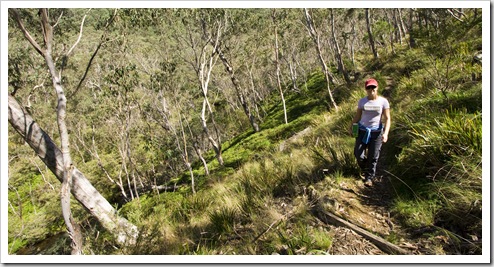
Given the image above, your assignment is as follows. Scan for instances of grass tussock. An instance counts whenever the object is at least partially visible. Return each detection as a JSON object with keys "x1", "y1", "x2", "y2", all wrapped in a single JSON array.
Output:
[{"x1": 386, "y1": 88, "x2": 482, "y2": 239}]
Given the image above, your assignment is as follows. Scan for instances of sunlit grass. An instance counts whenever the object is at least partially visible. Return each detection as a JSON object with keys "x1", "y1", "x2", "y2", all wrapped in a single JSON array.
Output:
[
  {"x1": 391, "y1": 198, "x2": 439, "y2": 228},
  {"x1": 106, "y1": 35, "x2": 482, "y2": 255}
]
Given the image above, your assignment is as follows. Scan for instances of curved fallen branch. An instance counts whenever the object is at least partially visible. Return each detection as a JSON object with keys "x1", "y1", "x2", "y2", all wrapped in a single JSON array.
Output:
[{"x1": 314, "y1": 208, "x2": 410, "y2": 255}]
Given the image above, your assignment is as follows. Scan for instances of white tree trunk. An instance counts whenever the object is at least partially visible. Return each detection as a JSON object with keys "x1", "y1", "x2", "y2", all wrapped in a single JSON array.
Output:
[
  {"x1": 304, "y1": 9, "x2": 339, "y2": 111},
  {"x1": 39, "y1": 8, "x2": 82, "y2": 254},
  {"x1": 198, "y1": 29, "x2": 224, "y2": 166},
  {"x1": 330, "y1": 9, "x2": 351, "y2": 84},
  {"x1": 365, "y1": 8, "x2": 379, "y2": 59},
  {"x1": 272, "y1": 9, "x2": 288, "y2": 125}
]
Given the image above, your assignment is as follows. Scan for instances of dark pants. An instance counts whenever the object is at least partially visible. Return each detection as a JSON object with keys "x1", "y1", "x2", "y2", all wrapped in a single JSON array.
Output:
[{"x1": 354, "y1": 130, "x2": 383, "y2": 180}]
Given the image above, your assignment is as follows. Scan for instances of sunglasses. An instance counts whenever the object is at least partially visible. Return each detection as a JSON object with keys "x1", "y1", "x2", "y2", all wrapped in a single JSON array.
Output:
[{"x1": 365, "y1": 86, "x2": 377, "y2": 90}]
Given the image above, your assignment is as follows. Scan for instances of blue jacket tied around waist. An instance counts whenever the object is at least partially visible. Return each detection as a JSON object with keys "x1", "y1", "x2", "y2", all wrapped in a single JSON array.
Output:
[{"x1": 358, "y1": 122, "x2": 383, "y2": 144}]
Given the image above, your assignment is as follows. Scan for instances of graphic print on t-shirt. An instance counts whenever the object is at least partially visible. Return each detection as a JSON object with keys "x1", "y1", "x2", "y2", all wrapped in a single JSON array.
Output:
[{"x1": 363, "y1": 103, "x2": 382, "y2": 112}]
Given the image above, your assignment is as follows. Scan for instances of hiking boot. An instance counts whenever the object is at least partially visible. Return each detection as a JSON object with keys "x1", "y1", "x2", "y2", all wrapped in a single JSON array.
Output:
[{"x1": 364, "y1": 179, "x2": 373, "y2": 187}]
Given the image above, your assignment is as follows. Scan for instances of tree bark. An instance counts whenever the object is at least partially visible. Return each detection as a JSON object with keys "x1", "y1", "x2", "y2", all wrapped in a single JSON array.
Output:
[
  {"x1": 8, "y1": 94, "x2": 139, "y2": 245},
  {"x1": 286, "y1": 54, "x2": 300, "y2": 92},
  {"x1": 365, "y1": 8, "x2": 379, "y2": 59},
  {"x1": 248, "y1": 59, "x2": 268, "y2": 120},
  {"x1": 184, "y1": 115, "x2": 210, "y2": 176},
  {"x1": 408, "y1": 8, "x2": 416, "y2": 48},
  {"x1": 350, "y1": 23, "x2": 356, "y2": 68},
  {"x1": 330, "y1": 9, "x2": 351, "y2": 84},
  {"x1": 384, "y1": 9, "x2": 396, "y2": 54},
  {"x1": 214, "y1": 46, "x2": 260, "y2": 132},
  {"x1": 397, "y1": 8, "x2": 408, "y2": 38},
  {"x1": 200, "y1": 99, "x2": 224, "y2": 166},
  {"x1": 37, "y1": 8, "x2": 83, "y2": 254},
  {"x1": 272, "y1": 9, "x2": 288, "y2": 124},
  {"x1": 171, "y1": 105, "x2": 196, "y2": 194},
  {"x1": 392, "y1": 9, "x2": 403, "y2": 45},
  {"x1": 197, "y1": 24, "x2": 224, "y2": 166}
]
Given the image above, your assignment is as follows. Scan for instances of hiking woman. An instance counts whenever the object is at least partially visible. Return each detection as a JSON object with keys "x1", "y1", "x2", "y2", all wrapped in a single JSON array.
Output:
[{"x1": 349, "y1": 78, "x2": 391, "y2": 187}]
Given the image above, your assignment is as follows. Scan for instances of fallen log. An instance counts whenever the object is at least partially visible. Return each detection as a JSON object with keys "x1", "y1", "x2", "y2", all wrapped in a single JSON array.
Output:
[
  {"x1": 8, "y1": 94, "x2": 138, "y2": 245},
  {"x1": 315, "y1": 209, "x2": 411, "y2": 255},
  {"x1": 127, "y1": 184, "x2": 181, "y2": 196}
]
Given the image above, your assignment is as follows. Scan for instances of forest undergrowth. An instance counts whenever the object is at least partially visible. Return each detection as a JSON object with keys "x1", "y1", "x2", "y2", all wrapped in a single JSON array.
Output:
[
  {"x1": 18, "y1": 46, "x2": 482, "y2": 255},
  {"x1": 7, "y1": 8, "x2": 483, "y2": 257}
]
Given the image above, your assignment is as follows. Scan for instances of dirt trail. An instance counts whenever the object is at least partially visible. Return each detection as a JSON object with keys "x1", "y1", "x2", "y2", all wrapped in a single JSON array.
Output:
[
  {"x1": 328, "y1": 75, "x2": 410, "y2": 255},
  {"x1": 316, "y1": 173, "x2": 432, "y2": 255},
  {"x1": 318, "y1": 76, "x2": 445, "y2": 255}
]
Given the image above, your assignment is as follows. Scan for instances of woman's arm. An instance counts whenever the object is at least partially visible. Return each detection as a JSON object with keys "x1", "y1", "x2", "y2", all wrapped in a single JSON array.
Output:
[
  {"x1": 349, "y1": 108, "x2": 363, "y2": 135},
  {"x1": 382, "y1": 108, "x2": 391, "y2": 143}
]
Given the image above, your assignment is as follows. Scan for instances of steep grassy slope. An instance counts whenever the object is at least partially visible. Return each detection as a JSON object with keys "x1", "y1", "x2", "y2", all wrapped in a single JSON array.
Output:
[
  {"x1": 13, "y1": 40, "x2": 482, "y2": 254},
  {"x1": 100, "y1": 43, "x2": 481, "y2": 255},
  {"x1": 10, "y1": 11, "x2": 483, "y2": 254}
]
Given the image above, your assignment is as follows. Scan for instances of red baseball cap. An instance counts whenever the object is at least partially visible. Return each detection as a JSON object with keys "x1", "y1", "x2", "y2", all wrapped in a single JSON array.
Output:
[{"x1": 365, "y1": 78, "x2": 378, "y2": 87}]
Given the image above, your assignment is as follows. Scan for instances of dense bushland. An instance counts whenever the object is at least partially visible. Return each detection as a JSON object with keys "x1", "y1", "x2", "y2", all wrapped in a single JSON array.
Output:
[{"x1": 7, "y1": 7, "x2": 483, "y2": 255}]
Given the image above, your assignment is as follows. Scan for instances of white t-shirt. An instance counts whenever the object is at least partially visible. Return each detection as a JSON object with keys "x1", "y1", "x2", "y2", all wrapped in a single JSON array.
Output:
[{"x1": 358, "y1": 96, "x2": 390, "y2": 128}]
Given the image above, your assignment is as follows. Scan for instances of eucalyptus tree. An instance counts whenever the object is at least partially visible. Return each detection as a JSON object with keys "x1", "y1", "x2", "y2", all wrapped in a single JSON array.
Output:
[
  {"x1": 148, "y1": 60, "x2": 201, "y2": 193},
  {"x1": 176, "y1": 9, "x2": 224, "y2": 166},
  {"x1": 408, "y1": 8, "x2": 417, "y2": 48},
  {"x1": 329, "y1": 9, "x2": 351, "y2": 84},
  {"x1": 340, "y1": 9, "x2": 360, "y2": 69},
  {"x1": 372, "y1": 9, "x2": 398, "y2": 55},
  {"x1": 271, "y1": 9, "x2": 288, "y2": 124},
  {"x1": 272, "y1": 9, "x2": 314, "y2": 93},
  {"x1": 157, "y1": 94, "x2": 197, "y2": 193},
  {"x1": 8, "y1": 8, "x2": 138, "y2": 252},
  {"x1": 389, "y1": 8, "x2": 406, "y2": 45},
  {"x1": 109, "y1": 8, "x2": 208, "y2": 195},
  {"x1": 303, "y1": 8, "x2": 338, "y2": 110},
  {"x1": 10, "y1": 8, "x2": 86, "y2": 254},
  {"x1": 8, "y1": 95, "x2": 139, "y2": 248},
  {"x1": 103, "y1": 63, "x2": 144, "y2": 202},
  {"x1": 92, "y1": 8, "x2": 183, "y2": 201},
  {"x1": 365, "y1": 8, "x2": 379, "y2": 59},
  {"x1": 413, "y1": 8, "x2": 482, "y2": 99},
  {"x1": 225, "y1": 9, "x2": 272, "y2": 125},
  {"x1": 396, "y1": 8, "x2": 408, "y2": 43},
  {"x1": 201, "y1": 9, "x2": 261, "y2": 132},
  {"x1": 154, "y1": 59, "x2": 211, "y2": 178}
]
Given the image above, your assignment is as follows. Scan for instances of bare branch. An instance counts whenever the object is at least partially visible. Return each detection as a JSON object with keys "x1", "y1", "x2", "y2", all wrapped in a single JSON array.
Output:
[
  {"x1": 65, "y1": 13, "x2": 88, "y2": 57},
  {"x1": 9, "y1": 9, "x2": 44, "y2": 56},
  {"x1": 447, "y1": 9, "x2": 464, "y2": 22},
  {"x1": 52, "y1": 10, "x2": 63, "y2": 28},
  {"x1": 60, "y1": 11, "x2": 88, "y2": 80},
  {"x1": 39, "y1": 9, "x2": 53, "y2": 53},
  {"x1": 68, "y1": 8, "x2": 118, "y2": 99}
]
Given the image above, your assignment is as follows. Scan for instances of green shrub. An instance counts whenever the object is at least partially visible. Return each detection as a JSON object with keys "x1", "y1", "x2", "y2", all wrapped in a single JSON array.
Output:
[
  {"x1": 389, "y1": 107, "x2": 482, "y2": 236},
  {"x1": 311, "y1": 136, "x2": 359, "y2": 177},
  {"x1": 207, "y1": 206, "x2": 239, "y2": 235},
  {"x1": 391, "y1": 198, "x2": 439, "y2": 228},
  {"x1": 397, "y1": 109, "x2": 481, "y2": 179},
  {"x1": 275, "y1": 221, "x2": 332, "y2": 255}
]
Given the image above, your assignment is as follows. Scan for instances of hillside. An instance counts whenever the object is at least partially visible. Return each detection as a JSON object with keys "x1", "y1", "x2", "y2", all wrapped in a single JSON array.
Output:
[{"x1": 7, "y1": 7, "x2": 483, "y2": 258}]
